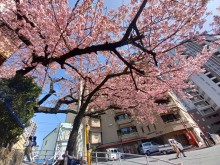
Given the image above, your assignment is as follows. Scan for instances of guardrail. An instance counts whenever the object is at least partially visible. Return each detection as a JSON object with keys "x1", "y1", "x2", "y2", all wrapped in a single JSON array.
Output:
[
  {"x1": 91, "y1": 152, "x2": 183, "y2": 165},
  {"x1": 31, "y1": 150, "x2": 184, "y2": 165}
]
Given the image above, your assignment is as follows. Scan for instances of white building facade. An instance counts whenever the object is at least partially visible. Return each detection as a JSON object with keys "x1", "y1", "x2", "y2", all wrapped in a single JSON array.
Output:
[
  {"x1": 184, "y1": 41, "x2": 220, "y2": 135},
  {"x1": 38, "y1": 123, "x2": 72, "y2": 163}
]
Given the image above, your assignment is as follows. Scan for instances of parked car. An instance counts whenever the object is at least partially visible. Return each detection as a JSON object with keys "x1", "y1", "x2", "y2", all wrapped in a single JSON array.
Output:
[
  {"x1": 159, "y1": 139, "x2": 183, "y2": 154},
  {"x1": 139, "y1": 142, "x2": 159, "y2": 155},
  {"x1": 105, "y1": 148, "x2": 122, "y2": 161},
  {"x1": 159, "y1": 144, "x2": 174, "y2": 154},
  {"x1": 158, "y1": 139, "x2": 184, "y2": 155}
]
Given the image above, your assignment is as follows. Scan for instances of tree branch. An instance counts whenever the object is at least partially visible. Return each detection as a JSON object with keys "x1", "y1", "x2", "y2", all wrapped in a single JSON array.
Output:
[
  {"x1": 131, "y1": 41, "x2": 158, "y2": 66},
  {"x1": 112, "y1": 49, "x2": 144, "y2": 75},
  {"x1": 122, "y1": 0, "x2": 148, "y2": 41},
  {"x1": 37, "y1": 77, "x2": 65, "y2": 105},
  {"x1": 34, "y1": 106, "x2": 77, "y2": 114}
]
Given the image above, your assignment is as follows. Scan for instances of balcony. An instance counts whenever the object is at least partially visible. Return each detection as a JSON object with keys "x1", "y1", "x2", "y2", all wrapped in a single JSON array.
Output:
[
  {"x1": 89, "y1": 118, "x2": 101, "y2": 128},
  {"x1": 117, "y1": 126, "x2": 138, "y2": 140},
  {"x1": 116, "y1": 118, "x2": 132, "y2": 125},
  {"x1": 166, "y1": 102, "x2": 178, "y2": 109},
  {"x1": 120, "y1": 132, "x2": 139, "y2": 141},
  {"x1": 197, "y1": 105, "x2": 212, "y2": 111},
  {"x1": 190, "y1": 96, "x2": 204, "y2": 104},
  {"x1": 162, "y1": 120, "x2": 192, "y2": 133},
  {"x1": 199, "y1": 107, "x2": 215, "y2": 116},
  {"x1": 115, "y1": 114, "x2": 132, "y2": 125},
  {"x1": 114, "y1": 109, "x2": 124, "y2": 114}
]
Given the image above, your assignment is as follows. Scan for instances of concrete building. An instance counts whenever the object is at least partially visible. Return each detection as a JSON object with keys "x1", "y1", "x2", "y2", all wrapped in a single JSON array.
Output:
[
  {"x1": 13, "y1": 120, "x2": 37, "y2": 150},
  {"x1": 65, "y1": 112, "x2": 101, "y2": 157},
  {"x1": 38, "y1": 123, "x2": 72, "y2": 163},
  {"x1": 96, "y1": 93, "x2": 203, "y2": 154},
  {"x1": 0, "y1": 2, "x2": 21, "y2": 65},
  {"x1": 184, "y1": 41, "x2": 220, "y2": 135}
]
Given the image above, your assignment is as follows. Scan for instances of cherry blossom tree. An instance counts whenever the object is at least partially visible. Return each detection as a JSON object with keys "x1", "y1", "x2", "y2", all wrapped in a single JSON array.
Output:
[{"x1": 0, "y1": 0, "x2": 215, "y2": 156}]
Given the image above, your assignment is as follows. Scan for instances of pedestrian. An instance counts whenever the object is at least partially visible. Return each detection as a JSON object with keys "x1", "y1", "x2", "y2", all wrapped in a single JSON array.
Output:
[
  {"x1": 169, "y1": 139, "x2": 180, "y2": 158},
  {"x1": 24, "y1": 136, "x2": 33, "y2": 162},
  {"x1": 171, "y1": 141, "x2": 180, "y2": 158},
  {"x1": 32, "y1": 136, "x2": 37, "y2": 147},
  {"x1": 169, "y1": 139, "x2": 186, "y2": 158},
  {"x1": 200, "y1": 132, "x2": 210, "y2": 147},
  {"x1": 31, "y1": 136, "x2": 37, "y2": 162},
  {"x1": 174, "y1": 139, "x2": 186, "y2": 157},
  {"x1": 207, "y1": 132, "x2": 216, "y2": 145}
]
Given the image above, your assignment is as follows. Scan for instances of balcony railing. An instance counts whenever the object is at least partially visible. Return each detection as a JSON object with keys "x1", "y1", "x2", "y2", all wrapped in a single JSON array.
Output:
[
  {"x1": 116, "y1": 118, "x2": 132, "y2": 125},
  {"x1": 120, "y1": 132, "x2": 138, "y2": 140}
]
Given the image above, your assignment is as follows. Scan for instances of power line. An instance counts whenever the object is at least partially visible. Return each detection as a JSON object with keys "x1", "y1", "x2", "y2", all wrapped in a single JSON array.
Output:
[{"x1": 55, "y1": 114, "x2": 62, "y2": 123}]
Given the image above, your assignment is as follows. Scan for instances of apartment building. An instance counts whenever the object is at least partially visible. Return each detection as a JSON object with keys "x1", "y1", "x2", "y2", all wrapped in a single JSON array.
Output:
[
  {"x1": 66, "y1": 112, "x2": 102, "y2": 154},
  {"x1": 0, "y1": 3, "x2": 21, "y2": 65},
  {"x1": 38, "y1": 111, "x2": 91, "y2": 163},
  {"x1": 13, "y1": 120, "x2": 37, "y2": 150},
  {"x1": 38, "y1": 123, "x2": 72, "y2": 163},
  {"x1": 184, "y1": 41, "x2": 220, "y2": 135},
  {"x1": 96, "y1": 93, "x2": 203, "y2": 154}
]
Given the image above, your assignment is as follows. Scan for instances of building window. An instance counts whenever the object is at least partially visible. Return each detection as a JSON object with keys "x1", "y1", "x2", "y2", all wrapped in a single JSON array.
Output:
[
  {"x1": 153, "y1": 124, "x2": 156, "y2": 130},
  {"x1": 91, "y1": 132, "x2": 101, "y2": 144},
  {"x1": 190, "y1": 95, "x2": 204, "y2": 102},
  {"x1": 200, "y1": 108, "x2": 215, "y2": 115},
  {"x1": 213, "y1": 104, "x2": 217, "y2": 108},
  {"x1": 147, "y1": 125, "x2": 151, "y2": 132},
  {"x1": 206, "y1": 73, "x2": 214, "y2": 79},
  {"x1": 45, "y1": 140, "x2": 47, "y2": 146},
  {"x1": 115, "y1": 114, "x2": 130, "y2": 121},
  {"x1": 194, "y1": 101, "x2": 209, "y2": 108},
  {"x1": 91, "y1": 118, "x2": 101, "y2": 127},
  {"x1": 141, "y1": 126, "x2": 145, "y2": 133},
  {"x1": 117, "y1": 126, "x2": 137, "y2": 135},
  {"x1": 161, "y1": 113, "x2": 180, "y2": 123}
]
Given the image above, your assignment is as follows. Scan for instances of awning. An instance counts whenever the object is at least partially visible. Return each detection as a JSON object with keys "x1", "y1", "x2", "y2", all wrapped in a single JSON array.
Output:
[{"x1": 97, "y1": 137, "x2": 147, "y2": 149}]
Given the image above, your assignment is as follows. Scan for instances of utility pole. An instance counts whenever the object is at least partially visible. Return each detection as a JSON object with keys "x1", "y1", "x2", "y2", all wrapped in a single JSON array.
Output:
[{"x1": 85, "y1": 124, "x2": 91, "y2": 165}]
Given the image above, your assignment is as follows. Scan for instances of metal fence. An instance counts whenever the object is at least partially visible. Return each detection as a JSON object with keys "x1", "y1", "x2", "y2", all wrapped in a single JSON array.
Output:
[
  {"x1": 31, "y1": 150, "x2": 184, "y2": 165},
  {"x1": 91, "y1": 152, "x2": 182, "y2": 165}
]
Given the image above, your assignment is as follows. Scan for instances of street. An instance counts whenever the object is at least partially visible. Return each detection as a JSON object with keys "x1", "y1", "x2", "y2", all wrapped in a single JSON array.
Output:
[{"x1": 93, "y1": 144, "x2": 220, "y2": 165}]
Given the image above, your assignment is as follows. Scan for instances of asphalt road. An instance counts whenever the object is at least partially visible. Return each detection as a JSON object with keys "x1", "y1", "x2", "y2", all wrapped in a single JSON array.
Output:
[{"x1": 93, "y1": 144, "x2": 220, "y2": 165}]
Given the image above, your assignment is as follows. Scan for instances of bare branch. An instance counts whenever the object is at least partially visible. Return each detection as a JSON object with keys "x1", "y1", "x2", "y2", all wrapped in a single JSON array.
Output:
[
  {"x1": 38, "y1": 77, "x2": 65, "y2": 105},
  {"x1": 34, "y1": 106, "x2": 77, "y2": 114}
]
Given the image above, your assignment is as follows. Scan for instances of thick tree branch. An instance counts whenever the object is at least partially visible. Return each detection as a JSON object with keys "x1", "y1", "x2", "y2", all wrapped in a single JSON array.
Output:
[
  {"x1": 122, "y1": 0, "x2": 148, "y2": 41},
  {"x1": 130, "y1": 69, "x2": 138, "y2": 90},
  {"x1": 38, "y1": 77, "x2": 65, "y2": 105},
  {"x1": 15, "y1": 0, "x2": 149, "y2": 75},
  {"x1": 34, "y1": 106, "x2": 77, "y2": 114},
  {"x1": 53, "y1": 95, "x2": 78, "y2": 111},
  {"x1": 16, "y1": 36, "x2": 142, "y2": 75}
]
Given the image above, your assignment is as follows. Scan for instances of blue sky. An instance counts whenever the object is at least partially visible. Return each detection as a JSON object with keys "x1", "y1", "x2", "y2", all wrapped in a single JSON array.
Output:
[{"x1": 32, "y1": 0, "x2": 220, "y2": 149}]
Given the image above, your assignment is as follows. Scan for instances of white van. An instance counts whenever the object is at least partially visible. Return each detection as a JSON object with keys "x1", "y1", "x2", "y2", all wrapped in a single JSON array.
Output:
[
  {"x1": 139, "y1": 142, "x2": 159, "y2": 155},
  {"x1": 105, "y1": 148, "x2": 121, "y2": 161}
]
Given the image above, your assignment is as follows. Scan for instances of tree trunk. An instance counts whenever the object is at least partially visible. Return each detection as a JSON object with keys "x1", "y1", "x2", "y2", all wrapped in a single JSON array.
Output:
[{"x1": 66, "y1": 103, "x2": 88, "y2": 156}]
